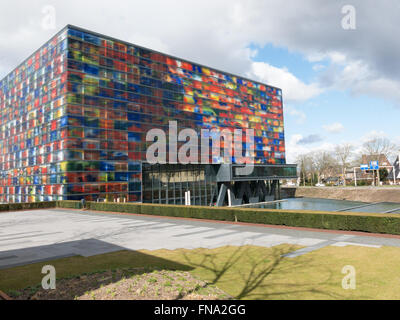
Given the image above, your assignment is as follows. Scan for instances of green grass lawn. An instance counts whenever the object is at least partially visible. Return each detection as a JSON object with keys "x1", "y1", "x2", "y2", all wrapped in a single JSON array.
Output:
[{"x1": 2, "y1": 244, "x2": 400, "y2": 300}]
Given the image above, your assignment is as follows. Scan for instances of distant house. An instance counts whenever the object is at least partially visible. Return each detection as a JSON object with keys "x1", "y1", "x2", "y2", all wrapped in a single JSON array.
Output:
[
  {"x1": 390, "y1": 154, "x2": 400, "y2": 180},
  {"x1": 361, "y1": 154, "x2": 394, "y2": 183},
  {"x1": 345, "y1": 168, "x2": 356, "y2": 180},
  {"x1": 340, "y1": 154, "x2": 395, "y2": 184},
  {"x1": 361, "y1": 154, "x2": 391, "y2": 167}
]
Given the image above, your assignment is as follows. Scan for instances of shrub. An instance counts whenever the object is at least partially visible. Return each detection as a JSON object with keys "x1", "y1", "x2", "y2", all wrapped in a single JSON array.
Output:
[
  {"x1": 0, "y1": 201, "x2": 56, "y2": 212},
  {"x1": 6, "y1": 200, "x2": 400, "y2": 236},
  {"x1": 56, "y1": 200, "x2": 82, "y2": 209},
  {"x1": 87, "y1": 202, "x2": 140, "y2": 214},
  {"x1": 55, "y1": 201, "x2": 398, "y2": 235},
  {"x1": 0, "y1": 204, "x2": 10, "y2": 212},
  {"x1": 234, "y1": 208, "x2": 400, "y2": 235}
]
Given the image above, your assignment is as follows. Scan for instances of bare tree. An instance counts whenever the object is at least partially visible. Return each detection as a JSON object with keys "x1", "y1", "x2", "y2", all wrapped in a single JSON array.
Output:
[
  {"x1": 306, "y1": 153, "x2": 317, "y2": 185},
  {"x1": 362, "y1": 137, "x2": 398, "y2": 186},
  {"x1": 314, "y1": 151, "x2": 337, "y2": 184},
  {"x1": 362, "y1": 137, "x2": 398, "y2": 161},
  {"x1": 296, "y1": 154, "x2": 307, "y2": 186},
  {"x1": 296, "y1": 153, "x2": 313, "y2": 186},
  {"x1": 296, "y1": 152, "x2": 337, "y2": 186},
  {"x1": 335, "y1": 143, "x2": 353, "y2": 186}
]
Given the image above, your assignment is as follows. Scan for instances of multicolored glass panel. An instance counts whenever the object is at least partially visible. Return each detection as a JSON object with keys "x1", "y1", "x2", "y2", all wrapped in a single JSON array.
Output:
[{"x1": 0, "y1": 25, "x2": 286, "y2": 203}]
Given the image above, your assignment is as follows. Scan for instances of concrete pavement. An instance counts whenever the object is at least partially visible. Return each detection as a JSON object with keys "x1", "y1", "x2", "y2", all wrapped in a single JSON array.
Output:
[{"x1": 1, "y1": 208, "x2": 400, "y2": 269}]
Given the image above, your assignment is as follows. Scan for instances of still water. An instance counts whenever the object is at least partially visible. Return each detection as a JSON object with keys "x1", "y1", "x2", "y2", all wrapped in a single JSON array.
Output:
[{"x1": 237, "y1": 197, "x2": 400, "y2": 214}]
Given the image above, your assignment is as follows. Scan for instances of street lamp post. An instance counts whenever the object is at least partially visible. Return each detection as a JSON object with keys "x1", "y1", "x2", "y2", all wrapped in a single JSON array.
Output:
[{"x1": 354, "y1": 167, "x2": 357, "y2": 187}]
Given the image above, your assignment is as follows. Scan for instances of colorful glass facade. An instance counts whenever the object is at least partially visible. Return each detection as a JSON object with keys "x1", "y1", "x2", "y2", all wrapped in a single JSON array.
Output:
[{"x1": 0, "y1": 25, "x2": 286, "y2": 203}]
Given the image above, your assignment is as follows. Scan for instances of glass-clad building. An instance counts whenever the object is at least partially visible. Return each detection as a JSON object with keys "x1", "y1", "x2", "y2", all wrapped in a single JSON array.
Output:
[{"x1": 0, "y1": 25, "x2": 296, "y2": 205}]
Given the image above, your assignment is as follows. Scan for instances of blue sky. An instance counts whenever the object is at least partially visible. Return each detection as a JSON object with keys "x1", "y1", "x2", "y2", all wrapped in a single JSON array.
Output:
[{"x1": 251, "y1": 43, "x2": 400, "y2": 162}]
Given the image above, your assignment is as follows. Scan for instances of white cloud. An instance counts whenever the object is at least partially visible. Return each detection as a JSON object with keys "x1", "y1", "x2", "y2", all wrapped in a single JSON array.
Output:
[
  {"x1": 312, "y1": 64, "x2": 326, "y2": 72},
  {"x1": 360, "y1": 130, "x2": 387, "y2": 143},
  {"x1": 1, "y1": 1, "x2": 400, "y2": 115},
  {"x1": 2, "y1": 1, "x2": 400, "y2": 171},
  {"x1": 327, "y1": 52, "x2": 347, "y2": 65},
  {"x1": 1, "y1": 0, "x2": 400, "y2": 108},
  {"x1": 319, "y1": 57, "x2": 400, "y2": 106},
  {"x1": 285, "y1": 134, "x2": 335, "y2": 163},
  {"x1": 286, "y1": 129, "x2": 399, "y2": 164},
  {"x1": 285, "y1": 105, "x2": 307, "y2": 124},
  {"x1": 323, "y1": 122, "x2": 344, "y2": 133},
  {"x1": 248, "y1": 62, "x2": 323, "y2": 102}
]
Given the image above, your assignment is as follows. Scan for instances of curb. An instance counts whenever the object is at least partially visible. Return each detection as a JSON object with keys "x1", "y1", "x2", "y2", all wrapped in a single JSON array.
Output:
[
  {"x1": 54, "y1": 207, "x2": 400, "y2": 240},
  {"x1": 0, "y1": 290, "x2": 12, "y2": 300}
]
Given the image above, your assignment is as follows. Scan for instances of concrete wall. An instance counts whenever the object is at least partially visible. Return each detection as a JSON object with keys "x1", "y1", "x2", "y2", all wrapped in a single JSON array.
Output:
[
  {"x1": 281, "y1": 187, "x2": 297, "y2": 199},
  {"x1": 282, "y1": 187, "x2": 400, "y2": 203}
]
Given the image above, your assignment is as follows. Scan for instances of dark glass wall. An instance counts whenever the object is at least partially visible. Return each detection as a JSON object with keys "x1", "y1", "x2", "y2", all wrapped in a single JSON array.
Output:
[
  {"x1": 143, "y1": 164, "x2": 218, "y2": 206},
  {"x1": 232, "y1": 165, "x2": 297, "y2": 180}
]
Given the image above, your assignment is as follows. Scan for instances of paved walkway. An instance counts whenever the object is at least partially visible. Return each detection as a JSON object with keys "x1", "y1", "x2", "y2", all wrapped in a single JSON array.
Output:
[{"x1": 1, "y1": 208, "x2": 400, "y2": 269}]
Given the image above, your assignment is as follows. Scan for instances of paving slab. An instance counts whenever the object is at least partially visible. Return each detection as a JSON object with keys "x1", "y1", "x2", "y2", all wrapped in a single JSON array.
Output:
[{"x1": 1, "y1": 208, "x2": 400, "y2": 267}]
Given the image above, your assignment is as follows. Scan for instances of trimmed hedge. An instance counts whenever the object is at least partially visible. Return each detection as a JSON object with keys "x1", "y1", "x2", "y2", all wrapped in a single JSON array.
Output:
[
  {"x1": 56, "y1": 200, "x2": 83, "y2": 209},
  {"x1": 0, "y1": 201, "x2": 56, "y2": 212},
  {"x1": 4, "y1": 200, "x2": 400, "y2": 236},
  {"x1": 81, "y1": 201, "x2": 400, "y2": 236},
  {"x1": 88, "y1": 202, "x2": 140, "y2": 214},
  {"x1": 86, "y1": 202, "x2": 236, "y2": 222},
  {"x1": 233, "y1": 208, "x2": 400, "y2": 235}
]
